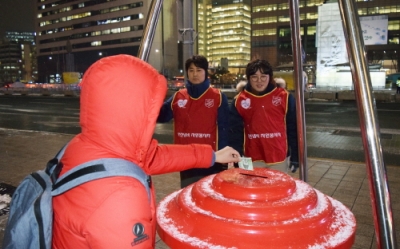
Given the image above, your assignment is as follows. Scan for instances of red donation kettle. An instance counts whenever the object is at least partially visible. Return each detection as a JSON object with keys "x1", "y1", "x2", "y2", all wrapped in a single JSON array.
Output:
[{"x1": 157, "y1": 168, "x2": 356, "y2": 249}]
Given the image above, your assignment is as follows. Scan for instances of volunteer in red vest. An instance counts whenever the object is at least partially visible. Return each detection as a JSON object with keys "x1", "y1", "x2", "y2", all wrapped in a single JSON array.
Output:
[
  {"x1": 158, "y1": 55, "x2": 230, "y2": 188},
  {"x1": 52, "y1": 55, "x2": 240, "y2": 249},
  {"x1": 229, "y1": 59, "x2": 299, "y2": 173}
]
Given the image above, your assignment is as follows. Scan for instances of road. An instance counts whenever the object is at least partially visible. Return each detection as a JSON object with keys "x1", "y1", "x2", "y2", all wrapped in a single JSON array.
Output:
[
  {"x1": 1, "y1": 95, "x2": 400, "y2": 165},
  {"x1": 0, "y1": 95, "x2": 80, "y2": 134}
]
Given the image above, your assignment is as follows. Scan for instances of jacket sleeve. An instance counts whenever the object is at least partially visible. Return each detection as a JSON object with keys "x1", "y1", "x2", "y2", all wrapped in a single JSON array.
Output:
[
  {"x1": 286, "y1": 93, "x2": 299, "y2": 162},
  {"x1": 228, "y1": 99, "x2": 244, "y2": 156},
  {"x1": 217, "y1": 92, "x2": 229, "y2": 149},
  {"x1": 143, "y1": 139, "x2": 215, "y2": 175},
  {"x1": 157, "y1": 95, "x2": 174, "y2": 123}
]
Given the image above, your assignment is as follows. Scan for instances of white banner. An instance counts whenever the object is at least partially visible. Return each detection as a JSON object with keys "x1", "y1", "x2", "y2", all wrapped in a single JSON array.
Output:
[{"x1": 360, "y1": 15, "x2": 388, "y2": 45}]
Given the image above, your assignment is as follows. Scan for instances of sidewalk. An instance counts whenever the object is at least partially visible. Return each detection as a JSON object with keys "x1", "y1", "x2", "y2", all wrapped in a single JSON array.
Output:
[{"x1": 0, "y1": 128, "x2": 399, "y2": 248}]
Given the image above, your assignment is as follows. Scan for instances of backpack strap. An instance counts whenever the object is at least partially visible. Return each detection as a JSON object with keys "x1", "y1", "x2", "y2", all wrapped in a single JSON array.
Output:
[
  {"x1": 51, "y1": 158, "x2": 151, "y2": 201},
  {"x1": 45, "y1": 143, "x2": 69, "y2": 179}
]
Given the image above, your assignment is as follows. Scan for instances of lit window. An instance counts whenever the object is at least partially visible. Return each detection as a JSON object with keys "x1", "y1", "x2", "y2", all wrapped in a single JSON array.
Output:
[
  {"x1": 111, "y1": 17, "x2": 121, "y2": 23},
  {"x1": 307, "y1": 26, "x2": 316, "y2": 35},
  {"x1": 91, "y1": 41, "x2": 102, "y2": 46},
  {"x1": 388, "y1": 20, "x2": 400, "y2": 30},
  {"x1": 111, "y1": 28, "x2": 120, "y2": 34},
  {"x1": 306, "y1": 12, "x2": 318, "y2": 20},
  {"x1": 121, "y1": 27, "x2": 130, "y2": 32}
]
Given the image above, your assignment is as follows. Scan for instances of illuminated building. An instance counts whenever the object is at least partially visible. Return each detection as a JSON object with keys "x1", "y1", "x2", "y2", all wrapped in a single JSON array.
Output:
[
  {"x1": 33, "y1": 0, "x2": 399, "y2": 83},
  {"x1": 34, "y1": 0, "x2": 171, "y2": 82},
  {"x1": 251, "y1": 0, "x2": 399, "y2": 74},
  {"x1": 5, "y1": 32, "x2": 35, "y2": 43},
  {"x1": 198, "y1": 0, "x2": 251, "y2": 74},
  {"x1": 0, "y1": 32, "x2": 37, "y2": 83}
]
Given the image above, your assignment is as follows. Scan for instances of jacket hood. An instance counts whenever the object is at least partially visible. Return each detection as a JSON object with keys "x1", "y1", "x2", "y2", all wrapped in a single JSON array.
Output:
[{"x1": 78, "y1": 54, "x2": 167, "y2": 164}]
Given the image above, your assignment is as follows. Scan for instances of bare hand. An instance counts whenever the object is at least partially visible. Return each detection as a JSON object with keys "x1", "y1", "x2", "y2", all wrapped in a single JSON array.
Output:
[{"x1": 215, "y1": 146, "x2": 241, "y2": 168}]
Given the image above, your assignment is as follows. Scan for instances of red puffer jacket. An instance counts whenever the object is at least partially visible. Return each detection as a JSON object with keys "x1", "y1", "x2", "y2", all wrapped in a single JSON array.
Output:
[{"x1": 52, "y1": 55, "x2": 213, "y2": 249}]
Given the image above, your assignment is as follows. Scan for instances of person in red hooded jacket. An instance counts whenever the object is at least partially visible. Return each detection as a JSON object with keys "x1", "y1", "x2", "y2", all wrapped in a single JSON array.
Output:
[{"x1": 52, "y1": 55, "x2": 240, "y2": 249}]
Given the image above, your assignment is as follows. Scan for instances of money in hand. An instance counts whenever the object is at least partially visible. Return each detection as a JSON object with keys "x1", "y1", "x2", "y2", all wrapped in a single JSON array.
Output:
[{"x1": 238, "y1": 157, "x2": 254, "y2": 171}]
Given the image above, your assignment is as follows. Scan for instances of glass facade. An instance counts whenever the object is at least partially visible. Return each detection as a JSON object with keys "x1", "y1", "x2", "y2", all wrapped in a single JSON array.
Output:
[
  {"x1": 252, "y1": 0, "x2": 323, "y2": 66},
  {"x1": 36, "y1": 1, "x2": 145, "y2": 53},
  {"x1": 35, "y1": 0, "x2": 148, "y2": 82},
  {"x1": 198, "y1": 0, "x2": 251, "y2": 72}
]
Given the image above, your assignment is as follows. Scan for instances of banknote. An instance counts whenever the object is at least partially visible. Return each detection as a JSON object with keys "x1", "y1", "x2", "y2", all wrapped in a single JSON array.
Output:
[{"x1": 238, "y1": 157, "x2": 253, "y2": 171}]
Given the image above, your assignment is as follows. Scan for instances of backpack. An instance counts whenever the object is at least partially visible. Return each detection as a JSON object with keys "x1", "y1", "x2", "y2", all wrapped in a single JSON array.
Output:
[{"x1": 2, "y1": 145, "x2": 151, "y2": 249}]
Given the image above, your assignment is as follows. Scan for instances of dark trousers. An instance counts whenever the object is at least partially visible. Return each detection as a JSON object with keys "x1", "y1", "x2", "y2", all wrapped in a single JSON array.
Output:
[
  {"x1": 397, "y1": 86, "x2": 400, "y2": 94},
  {"x1": 180, "y1": 163, "x2": 227, "y2": 188}
]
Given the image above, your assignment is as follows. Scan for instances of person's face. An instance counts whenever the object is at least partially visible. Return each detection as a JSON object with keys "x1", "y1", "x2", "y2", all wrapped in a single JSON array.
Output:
[
  {"x1": 249, "y1": 70, "x2": 270, "y2": 94},
  {"x1": 187, "y1": 63, "x2": 206, "y2": 84}
]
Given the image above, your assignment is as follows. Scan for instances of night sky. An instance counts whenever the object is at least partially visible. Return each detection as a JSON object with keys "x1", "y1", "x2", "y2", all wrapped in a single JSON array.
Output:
[{"x1": 0, "y1": 0, "x2": 35, "y2": 36}]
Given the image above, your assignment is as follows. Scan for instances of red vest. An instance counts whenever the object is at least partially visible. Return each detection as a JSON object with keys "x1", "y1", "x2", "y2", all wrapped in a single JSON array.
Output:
[
  {"x1": 235, "y1": 88, "x2": 289, "y2": 163},
  {"x1": 172, "y1": 87, "x2": 221, "y2": 150}
]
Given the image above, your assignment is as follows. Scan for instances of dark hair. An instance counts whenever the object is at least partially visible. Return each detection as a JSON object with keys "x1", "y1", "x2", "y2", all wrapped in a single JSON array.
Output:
[
  {"x1": 246, "y1": 59, "x2": 273, "y2": 81},
  {"x1": 185, "y1": 55, "x2": 208, "y2": 78}
]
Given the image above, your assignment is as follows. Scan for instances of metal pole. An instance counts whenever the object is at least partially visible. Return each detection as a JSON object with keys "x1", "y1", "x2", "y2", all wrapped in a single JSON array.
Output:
[
  {"x1": 137, "y1": 0, "x2": 164, "y2": 62},
  {"x1": 337, "y1": 0, "x2": 397, "y2": 247},
  {"x1": 288, "y1": 0, "x2": 308, "y2": 182},
  {"x1": 182, "y1": 0, "x2": 194, "y2": 62}
]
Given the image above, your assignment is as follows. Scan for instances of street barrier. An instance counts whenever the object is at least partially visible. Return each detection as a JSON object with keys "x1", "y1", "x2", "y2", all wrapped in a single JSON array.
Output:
[
  {"x1": 374, "y1": 91, "x2": 393, "y2": 102},
  {"x1": 337, "y1": 90, "x2": 356, "y2": 101},
  {"x1": 309, "y1": 91, "x2": 336, "y2": 101},
  {"x1": 41, "y1": 88, "x2": 51, "y2": 96},
  {"x1": 1, "y1": 86, "x2": 398, "y2": 103},
  {"x1": 0, "y1": 84, "x2": 81, "y2": 97}
]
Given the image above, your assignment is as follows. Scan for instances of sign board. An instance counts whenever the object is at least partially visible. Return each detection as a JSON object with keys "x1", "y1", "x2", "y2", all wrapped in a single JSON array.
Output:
[
  {"x1": 360, "y1": 15, "x2": 388, "y2": 45},
  {"x1": 63, "y1": 72, "x2": 80, "y2": 84}
]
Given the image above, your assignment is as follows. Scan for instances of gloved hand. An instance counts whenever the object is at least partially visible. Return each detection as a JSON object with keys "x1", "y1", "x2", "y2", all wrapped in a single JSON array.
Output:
[{"x1": 289, "y1": 162, "x2": 299, "y2": 173}]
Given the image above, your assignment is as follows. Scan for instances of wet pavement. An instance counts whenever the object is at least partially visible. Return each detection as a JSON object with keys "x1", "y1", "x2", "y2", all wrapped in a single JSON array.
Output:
[{"x1": 0, "y1": 128, "x2": 399, "y2": 248}]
